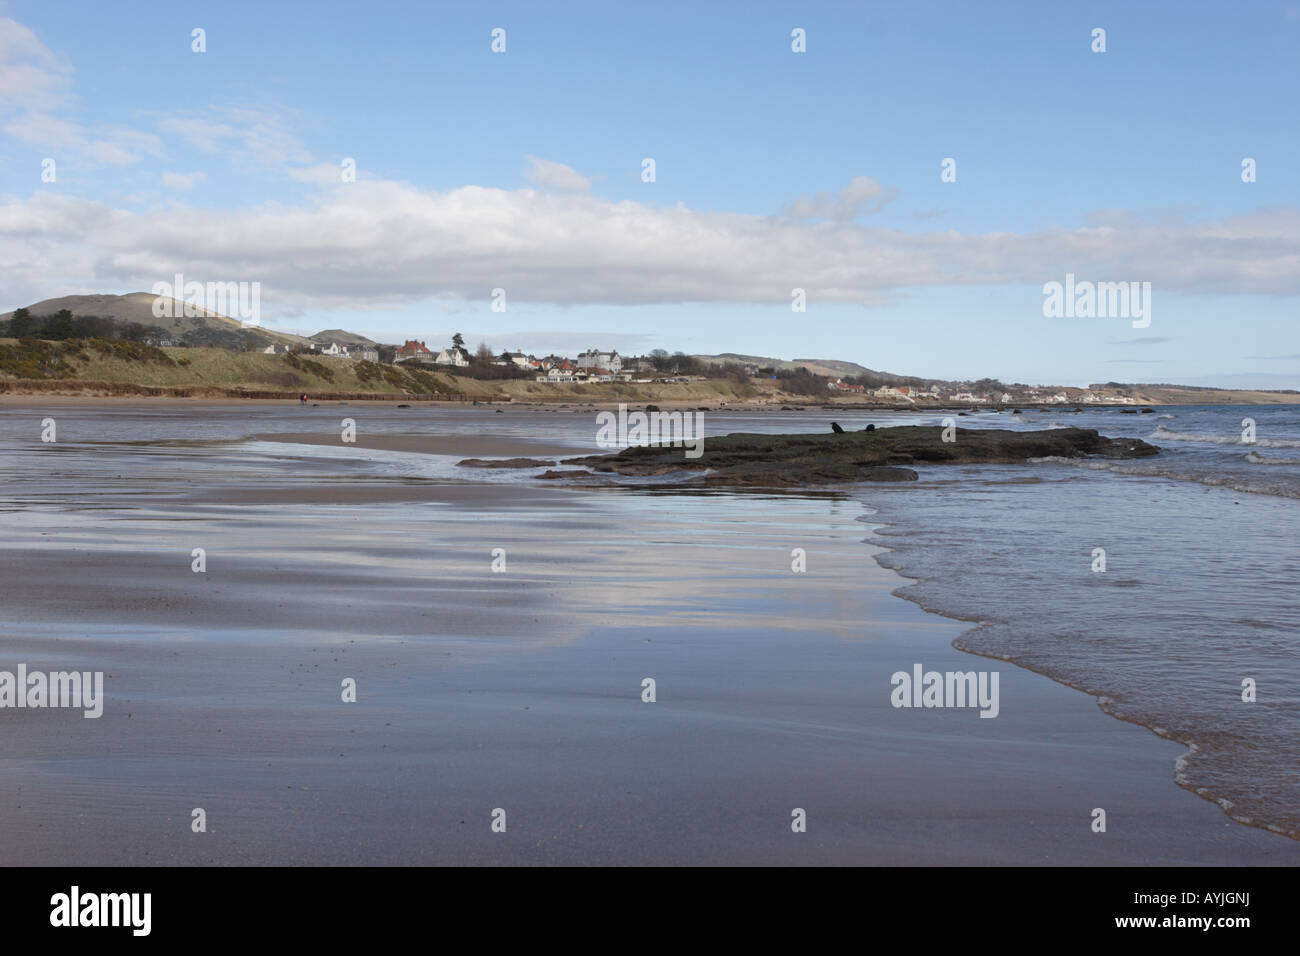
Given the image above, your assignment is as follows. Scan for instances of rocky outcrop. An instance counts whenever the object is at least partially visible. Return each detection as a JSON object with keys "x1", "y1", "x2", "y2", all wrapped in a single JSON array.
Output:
[
  {"x1": 458, "y1": 457, "x2": 557, "y2": 469},
  {"x1": 535, "y1": 469, "x2": 594, "y2": 479},
  {"x1": 562, "y1": 426, "x2": 1158, "y2": 487}
]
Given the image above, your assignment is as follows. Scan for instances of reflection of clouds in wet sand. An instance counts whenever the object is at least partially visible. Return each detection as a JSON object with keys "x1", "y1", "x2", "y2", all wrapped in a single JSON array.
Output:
[{"x1": 3, "y1": 404, "x2": 1299, "y2": 864}]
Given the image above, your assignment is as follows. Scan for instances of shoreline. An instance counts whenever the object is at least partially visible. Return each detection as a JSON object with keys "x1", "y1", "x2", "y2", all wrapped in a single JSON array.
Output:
[
  {"x1": 3, "y1": 391, "x2": 1296, "y2": 414},
  {"x1": 2, "y1": 481, "x2": 1295, "y2": 864},
  {"x1": 1, "y1": 402, "x2": 1296, "y2": 863},
  {"x1": 872, "y1": 533, "x2": 1300, "y2": 845}
]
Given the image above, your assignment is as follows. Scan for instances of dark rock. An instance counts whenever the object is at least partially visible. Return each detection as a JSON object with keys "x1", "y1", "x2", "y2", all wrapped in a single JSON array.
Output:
[
  {"x1": 831, "y1": 422, "x2": 845, "y2": 433},
  {"x1": 1012, "y1": 409, "x2": 1022, "y2": 414},
  {"x1": 564, "y1": 425, "x2": 1159, "y2": 488},
  {"x1": 863, "y1": 423, "x2": 876, "y2": 431},
  {"x1": 458, "y1": 458, "x2": 557, "y2": 469},
  {"x1": 535, "y1": 469, "x2": 593, "y2": 480},
  {"x1": 1140, "y1": 407, "x2": 1156, "y2": 413},
  {"x1": 396, "y1": 404, "x2": 410, "y2": 408},
  {"x1": 645, "y1": 405, "x2": 660, "y2": 412},
  {"x1": 859, "y1": 466, "x2": 918, "y2": 481},
  {"x1": 1120, "y1": 409, "x2": 1138, "y2": 414}
]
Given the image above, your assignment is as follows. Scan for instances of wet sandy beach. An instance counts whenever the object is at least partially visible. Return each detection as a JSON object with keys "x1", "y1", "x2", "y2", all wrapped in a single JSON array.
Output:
[{"x1": 1, "y1": 403, "x2": 1296, "y2": 864}]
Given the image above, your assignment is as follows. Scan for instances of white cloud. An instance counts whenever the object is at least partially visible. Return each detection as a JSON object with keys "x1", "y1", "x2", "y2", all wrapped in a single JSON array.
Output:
[
  {"x1": 0, "y1": 17, "x2": 73, "y2": 112},
  {"x1": 524, "y1": 155, "x2": 591, "y2": 193},
  {"x1": 287, "y1": 162, "x2": 349, "y2": 185},
  {"x1": 154, "y1": 106, "x2": 313, "y2": 167},
  {"x1": 0, "y1": 18, "x2": 166, "y2": 167},
  {"x1": 161, "y1": 171, "x2": 207, "y2": 191},
  {"x1": 785, "y1": 176, "x2": 899, "y2": 220},
  {"x1": 1, "y1": 181, "x2": 1295, "y2": 315},
  {"x1": 3, "y1": 111, "x2": 165, "y2": 165}
]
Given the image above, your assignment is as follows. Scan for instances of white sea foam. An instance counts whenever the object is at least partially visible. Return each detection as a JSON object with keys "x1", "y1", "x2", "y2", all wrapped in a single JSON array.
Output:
[
  {"x1": 1149, "y1": 425, "x2": 1300, "y2": 448},
  {"x1": 1027, "y1": 455, "x2": 1300, "y2": 499},
  {"x1": 1246, "y1": 451, "x2": 1300, "y2": 466}
]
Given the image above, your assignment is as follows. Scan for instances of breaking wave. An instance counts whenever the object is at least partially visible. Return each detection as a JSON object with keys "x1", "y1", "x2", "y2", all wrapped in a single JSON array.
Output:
[
  {"x1": 1149, "y1": 425, "x2": 1300, "y2": 448},
  {"x1": 1247, "y1": 451, "x2": 1300, "y2": 466},
  {"x1": 1027, "y1": 456, "x2": 1300, "y2": 499}
]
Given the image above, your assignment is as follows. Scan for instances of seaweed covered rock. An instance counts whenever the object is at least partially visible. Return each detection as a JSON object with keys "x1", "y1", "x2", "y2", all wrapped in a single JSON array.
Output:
[{"x1": 563, "y1": 426, "x2": 1158, "y2": 488}]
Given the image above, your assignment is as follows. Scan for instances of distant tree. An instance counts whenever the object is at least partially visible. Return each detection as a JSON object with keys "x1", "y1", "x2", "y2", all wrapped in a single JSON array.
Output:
[
  {"x1": 452, "y1": 332, "x2": 465, "y2": 349},
  {"x1": 44, "y1": 309, "x2": 75, "y2": 339},
  {"x1": 475, "y1": 341, "x2": 494, "y2": 363},
  {"x1": 377, "y1": 345, "x2": 397, "y2": 364},
  {"x1": 775, "y1": 366, "x2": 829, "y2": 396},
  {"x1": 7, "y1": 307, "x2": 33, "y2": 337},
  {"x1": 118, "y1": 322, "x2": 150, "y2": 343},
  {"x1": 670, "y1": 352, "x2": 706, "y2": 376},
  {"x1": 710, "y1": 361, "x2": 750, "y2": 384}
]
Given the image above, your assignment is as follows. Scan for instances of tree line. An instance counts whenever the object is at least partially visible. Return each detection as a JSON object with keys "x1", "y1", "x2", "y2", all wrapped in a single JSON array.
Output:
[{"x1": 3, "y1": 308, "x2": 155, "y2": 343}]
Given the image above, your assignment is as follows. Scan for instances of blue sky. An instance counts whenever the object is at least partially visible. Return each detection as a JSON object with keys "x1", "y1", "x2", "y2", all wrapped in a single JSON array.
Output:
[{"x1": 1, "y1": 0, "x2": 1297, "y2": 387}]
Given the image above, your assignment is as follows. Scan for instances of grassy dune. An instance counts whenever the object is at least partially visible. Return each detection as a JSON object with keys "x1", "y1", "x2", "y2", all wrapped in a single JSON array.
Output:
[
  {"x1": 0, "y1": 339, "x2": 471, "y2": 399},
  {"x1": 6, "y1": 338, "x2": 1292, "y2": 406},
  {"x1": 0, "y1": 339, "x2": 765, "y2": 403},
  {"x1": 496, "y1": 377, "x2": 762, "y2": 403},
  {"x1": 1129, "y1": 385, "x2": 1300, "y2": 405}
]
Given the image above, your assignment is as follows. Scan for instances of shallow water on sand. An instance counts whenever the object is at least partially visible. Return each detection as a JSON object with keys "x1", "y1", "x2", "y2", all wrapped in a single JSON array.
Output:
[
  {"x1": 857, "y1": 404, "x2": 1300, "y2": 839},
  {"x1": 0, "y1": 401, "x2": 1296, "y2": 859}
]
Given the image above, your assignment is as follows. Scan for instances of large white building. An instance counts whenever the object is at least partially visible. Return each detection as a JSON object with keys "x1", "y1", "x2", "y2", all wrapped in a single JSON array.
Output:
[{"x1": 576, "y1": 349, "x2": 622, "y2": 373}]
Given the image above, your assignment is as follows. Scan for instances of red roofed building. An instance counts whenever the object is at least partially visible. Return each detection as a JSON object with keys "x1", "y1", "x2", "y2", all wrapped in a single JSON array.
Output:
[{"x1": 394, "y1": 339, "x2": 434, "y2": 363}]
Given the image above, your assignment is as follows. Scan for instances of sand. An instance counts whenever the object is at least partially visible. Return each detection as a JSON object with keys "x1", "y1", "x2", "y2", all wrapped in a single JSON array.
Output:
[
  {"x1": 1, "y1": 405, "x2": 1297, "y2": 864},
  {"x1": 247, "y1": 431, "x2": 587, "y2": 458}
]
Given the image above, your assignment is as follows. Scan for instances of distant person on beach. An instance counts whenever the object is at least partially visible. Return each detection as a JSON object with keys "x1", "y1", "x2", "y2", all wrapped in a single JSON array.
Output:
[{"x1": 299, "y1": 394, "x2": 307, "y2": 405}]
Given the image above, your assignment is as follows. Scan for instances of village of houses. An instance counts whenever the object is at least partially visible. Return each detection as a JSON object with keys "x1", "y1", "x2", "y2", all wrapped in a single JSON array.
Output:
[
  {"x1": 265, "y1": 339, "x2": 684, "y2": 384},
  {"x1": 824, "y1": 379, "x2": 1139, "y2": 405},
  {"x1": 263, "y1": 338, "x2": 1138, "y2": 405}
]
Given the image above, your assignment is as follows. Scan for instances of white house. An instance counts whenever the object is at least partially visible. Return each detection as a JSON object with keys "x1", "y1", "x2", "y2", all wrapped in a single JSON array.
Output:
[
  {"x1": 435, "y1": 347, "x2": 471, "y2": 367},
  {"x1": 577, "y1": 349, "x2": 622, "y2": 373},
  {"x1": 498, "y1": 350, "x2": 533, "y2": 369},
  {"x1": 262, "y1": 344, "x2": 290, "y2": 355},
  {"x1": 875, "y1": 386, "x2": 916, "y2": 403}
]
